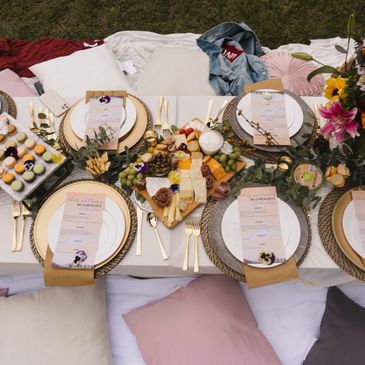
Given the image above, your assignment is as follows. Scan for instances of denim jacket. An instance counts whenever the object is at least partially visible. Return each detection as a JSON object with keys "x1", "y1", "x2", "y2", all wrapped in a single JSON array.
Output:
[{"x1": 197, "y1": 22, "x2": 268, "y2": 96}]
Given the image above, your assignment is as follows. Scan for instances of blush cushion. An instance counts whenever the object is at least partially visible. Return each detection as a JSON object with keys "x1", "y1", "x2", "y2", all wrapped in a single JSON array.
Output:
[
  {"x1": 303, "y1": 286, "x2": 365, "y2": 365},
  {"x1": 0, "y1": 69, "x2": 37, "y2": 97},
  {"x1": 124, "y1": 275, "x2": 282, "y2": 365}
]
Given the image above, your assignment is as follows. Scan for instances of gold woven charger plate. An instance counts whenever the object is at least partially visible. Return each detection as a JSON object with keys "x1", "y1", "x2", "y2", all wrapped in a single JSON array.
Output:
[
  {"x1": 59, "y1": 94, "x2": 152, "y2": 155},
  {"x1": 30, "y1": 179, "x2": 136, "y2": 278},
  {"x1": 200, "y1": 186, "x2": 311, "y2": 282},
  {"x1": 319, "y1": 186, "x2": 365, "y2": 281},
  {"x1": 0, "y1": 90, "x2": 17, "y2": 118}
]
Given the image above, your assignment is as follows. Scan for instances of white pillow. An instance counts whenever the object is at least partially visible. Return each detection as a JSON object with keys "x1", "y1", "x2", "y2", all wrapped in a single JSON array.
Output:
[
  {"x1": 30, "y1": 45, "x2": 134, "y2": 97},
  {"x1": 136, "y1": 47, "x2": 216, "y2": 96},
  {"x1": 0, "y1": 279, "x2": 112, "y2": 365}
]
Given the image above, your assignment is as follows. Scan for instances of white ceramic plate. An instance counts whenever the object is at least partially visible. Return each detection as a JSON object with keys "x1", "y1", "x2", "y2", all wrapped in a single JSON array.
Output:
[
  {"x1": 236, "y1": 89, "x2": 304, "y2": 137},
  {"x1": 221, "y1": 198, "x2": 301, "y2": 268},
  {"x1": 48, "y1": 197, "x2": 125, "y2": 265},
  {"x1": 70, "y1": 98, "x2": 137, "y2": 140},
  {"x1": 343, "y1": 201, "x2": 365, "y2": 258}
]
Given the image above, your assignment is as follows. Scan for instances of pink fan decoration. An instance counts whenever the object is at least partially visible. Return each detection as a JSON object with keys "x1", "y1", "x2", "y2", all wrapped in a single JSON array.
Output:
[{"x1": 261, "y1": 51, "x2": 325, "y2": 96}]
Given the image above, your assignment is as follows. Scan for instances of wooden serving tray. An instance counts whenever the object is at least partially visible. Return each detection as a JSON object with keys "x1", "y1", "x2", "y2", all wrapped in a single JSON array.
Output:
[{"x1": 136, "y1": 160, "x2": 246, "y2": 228}]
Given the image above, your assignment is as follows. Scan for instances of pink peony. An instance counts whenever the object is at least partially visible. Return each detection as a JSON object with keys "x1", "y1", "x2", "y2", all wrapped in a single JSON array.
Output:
[{"x1": 319, "y1": 101, "x2": 358, "y2": 143}]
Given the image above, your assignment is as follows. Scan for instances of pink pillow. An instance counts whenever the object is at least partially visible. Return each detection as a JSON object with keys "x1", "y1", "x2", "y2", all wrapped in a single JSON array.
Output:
[
  {"x1": 0, "y1": 68, "x2": 36, "y2": 97},
  {"x1": 124, "y1": 275, "x2": 281, "y2": 365},
  {"x1": 0, "y1": 288, "x2": 9, "y2": 297}
]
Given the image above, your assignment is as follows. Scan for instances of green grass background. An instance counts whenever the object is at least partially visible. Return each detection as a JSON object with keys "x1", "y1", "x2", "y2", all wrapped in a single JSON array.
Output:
[{"x1": 1, "y1": 0, "x2": 365, "y2": 49}]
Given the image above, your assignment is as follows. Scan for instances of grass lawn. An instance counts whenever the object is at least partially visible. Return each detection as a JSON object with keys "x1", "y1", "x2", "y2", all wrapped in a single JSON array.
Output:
[{"x1": 0, "y1": 0, "x2": 365, "y2": 48}]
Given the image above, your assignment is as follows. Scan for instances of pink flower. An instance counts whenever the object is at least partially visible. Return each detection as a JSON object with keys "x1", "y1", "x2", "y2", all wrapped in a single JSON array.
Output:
[{"x1": 319, "y1": 101, "x2": 358, "y2": 143}]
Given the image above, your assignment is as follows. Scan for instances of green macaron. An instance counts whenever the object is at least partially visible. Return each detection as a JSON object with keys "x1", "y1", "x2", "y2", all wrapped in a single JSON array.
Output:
[
  {"x1": 33, "y1": 163, "x2": 45, "y2": 175},
  {"x1": 42, "y1": 151, "x2": 54, "y2": 163},
  {"x1": 23, "y1": 170, "x2": 35, "y2": 182},
  {"x1": 11, "y1": 180, "x2": 24, "y2": 192}
]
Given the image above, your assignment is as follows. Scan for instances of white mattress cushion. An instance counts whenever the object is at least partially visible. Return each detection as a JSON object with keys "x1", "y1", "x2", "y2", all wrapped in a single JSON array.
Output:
[
  {"x1": 29, "y1": 44, "x2": 134, "y2": 97},
  {"x1": 136, "y1": 47, "x2": 216, "y2": 96},
  {"x1": 0, "y1": 278, "x2": 112, "y2": 365}
]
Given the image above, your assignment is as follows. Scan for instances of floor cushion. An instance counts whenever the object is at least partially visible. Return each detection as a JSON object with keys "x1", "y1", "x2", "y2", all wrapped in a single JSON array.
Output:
[
  {"x1": 136, "y1": 47, "x2": 216, "y2": 96},
  {"x1": 124, "y1": 275, "x2": 281, "y2": 365},
  {"x1": 0, "y1": 279, "x2": 112, "y2": 365},
  {"x1": 29, "y1": 44, "x2": 134, "y2": 97}
]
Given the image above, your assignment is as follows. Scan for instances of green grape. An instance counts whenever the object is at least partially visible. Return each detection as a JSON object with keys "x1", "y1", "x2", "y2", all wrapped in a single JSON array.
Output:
[
  {"x1": 130, "y1": 169, "x2": 137, "y2": 175},
  {"x1": 234, "y1": 152, "x2": 241, "y2": 160},
  {"x1": 127, "y1": 175, "x2": 135, "y2": 181},
  {"x1": 119, "y1": 172, "x2": 127, "y2": 179},
  {"x1": 229, "y1": 153, "x2": 236, "y2": 160},
  {"x1": 225, "y1": 165, "x2": 231, "y2": 172},
  {"x1": 219, "y1": 154, "x2": 228, "y2": 163},
  {"x1": 121, "y1": 178, "x2": 127, "y2": 185},
  {"x1": 126, "y1": 180, "x2": 133, "y2": 187},
  {"x1": 214, "y1": 154, "x2": 220, "y2": 160},
  {"x1": 228, "y1": 159, "x2": 235, "y2": 166},
  {"x1": 233, "y1": 147, "x2": 241, "y2": 153},
  {"x1": 136, "y1": 173, "x2": 144, "y2": 179},
  {"x1": 231, "y1": 163, "x2": 237, "y2": 171}
]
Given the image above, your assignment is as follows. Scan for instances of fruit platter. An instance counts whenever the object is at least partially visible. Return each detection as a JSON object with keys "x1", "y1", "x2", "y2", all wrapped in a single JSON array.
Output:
[{"x1": 119, "y1": 120, "x2": 246, "y2": 228}]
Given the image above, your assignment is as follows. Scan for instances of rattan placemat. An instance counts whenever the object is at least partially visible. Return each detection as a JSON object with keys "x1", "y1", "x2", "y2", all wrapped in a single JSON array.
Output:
[
  {"x1": 58, "y1": 94, "x2": 152, "y2": 156},
  {"x1": 29, "y1": 179, "x2": 136, "y2": 278},
  {"x1": 318, "y1": 186, "x2": 365, "y2": 281},
  {"x1": 0, "y1": 90, "x2": 17, "y2": 118},
  {"x1": 200, "y1": 192, "x2": 311, "y2": 282},
  {"x1": 223, "y1": 94, "x2": 318, "y2": 163}
]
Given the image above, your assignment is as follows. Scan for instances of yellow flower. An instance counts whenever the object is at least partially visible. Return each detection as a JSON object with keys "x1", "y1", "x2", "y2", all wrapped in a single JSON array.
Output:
[{"x1": 324, "y1": 76, "x2": 346, "y2": 101}]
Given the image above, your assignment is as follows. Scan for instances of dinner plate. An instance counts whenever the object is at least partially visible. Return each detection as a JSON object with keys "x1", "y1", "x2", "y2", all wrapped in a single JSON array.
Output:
[
  {"x1": 221, "y1": 198, "x2": 301, "y2": 268},
  {"x1": 70, "y1": 97, "x2": 137, "y2": 140},
  {"x1": 235, "y1": 89, "x2": 304, "y2": 137},
  {"x1": 47, "y1": 196, "x2": 125, "y2": 265},
  {"x1": 343, "y1": 201, "x2": 365, "y2": 259}
]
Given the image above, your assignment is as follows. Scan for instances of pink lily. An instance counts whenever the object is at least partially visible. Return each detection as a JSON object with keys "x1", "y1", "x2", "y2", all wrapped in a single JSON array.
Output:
[{"x1": 319, "y1": 101, "x2": 358, "y2": 143}]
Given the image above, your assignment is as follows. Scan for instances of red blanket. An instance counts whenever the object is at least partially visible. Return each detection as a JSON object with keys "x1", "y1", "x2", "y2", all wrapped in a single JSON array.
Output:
[{"x1": 0, "y1": 37, "x2": 104, "y2": 77}]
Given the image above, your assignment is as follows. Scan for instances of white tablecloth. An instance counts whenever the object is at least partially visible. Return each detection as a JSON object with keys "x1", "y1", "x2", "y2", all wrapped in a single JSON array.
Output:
[{"x1": 0, "y1": 95, "x2": 358, "y2": 286}]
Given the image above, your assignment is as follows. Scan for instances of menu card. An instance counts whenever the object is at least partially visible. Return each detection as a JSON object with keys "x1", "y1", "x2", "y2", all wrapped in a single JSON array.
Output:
[
  {"x1": 52, "y1": 192, "x2": 105, "y2": 270},
  {"x1": 251, "y1": 90, "x2": 290, "y2": 146},
  {"x1": 84, "y1": 95, "x2": 124, "y2": 150},
  {"x1": 237, "y1": 186, "x2": 286, "y2": 265},
  {"x1": 351, "y1": 190, "x2": 365, "y2": 250}
]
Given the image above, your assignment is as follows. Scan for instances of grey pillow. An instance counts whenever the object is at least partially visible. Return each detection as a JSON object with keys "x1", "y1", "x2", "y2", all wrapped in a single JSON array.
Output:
[{"x1": 304, "y1": 286, "x2": 365, "y2": 365}]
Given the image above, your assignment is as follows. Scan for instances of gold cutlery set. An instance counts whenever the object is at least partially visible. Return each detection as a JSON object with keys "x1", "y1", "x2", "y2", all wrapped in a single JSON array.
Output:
[
  {"x1": 183, "y1": 218, "x2": 201, "y2": 273},
  {"x1": 11, "y1": 201, "x2": 30, "y2": 252},
  {"x1": 154, "y1": 96, "x2": 170, "y2": 134}
]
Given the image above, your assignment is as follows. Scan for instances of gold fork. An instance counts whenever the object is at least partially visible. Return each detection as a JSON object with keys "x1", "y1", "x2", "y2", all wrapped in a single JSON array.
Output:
[
  {"x1": 155, "y1": 96, "x2": 164, "y2": 127},
  {"x1": 192, "y1": 218, "x2": 201, "y2": 273},
  {"x1": 162, "y1": 99, "x2": 170, "y2": 134},
  {"x1": 182, "y1": 220, "x2": 193, "y2": 271},
  {"x1": 11, "y1": 201, "x2": 21, "y2": 252},
  {"x1": 16, "y1": 204, "x2": 31, "y2": 252}
]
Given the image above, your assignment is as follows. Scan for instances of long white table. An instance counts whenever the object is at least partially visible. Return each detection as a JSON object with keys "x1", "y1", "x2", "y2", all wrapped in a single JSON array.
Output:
[{"x1": 0, "y1": 95, "x2": 360, "y2": 287}]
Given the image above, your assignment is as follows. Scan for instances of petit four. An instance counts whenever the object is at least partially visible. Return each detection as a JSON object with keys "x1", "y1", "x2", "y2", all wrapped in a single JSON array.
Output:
[
  {"x1": 0, "y1": 134, "x2": 6, "y2": 143},
  {"x1": 23, "y1": 153, "x2": 35, "y2": 162},
  {"x1": 23, "y1": 170, "x2": 35, "y2": 182},
  {"x1": 0, "y1": 150, "x2": 4, "y2": 160},
  {"x1": 11, "y1": 180, "x2": 24, "y2": 192},
  {"x1": 0, "y1": 166, "x2": 5, "y2": 177},
  {"x1": 5, "y1": 140, "x2": 17, "y2": 149},
  {"x1": 34, "y1": 144, "x2": 46, "y2": 156},
  {"x1": 33, "y1": 163, "x2": 45, "y2": 175},
  {"x1": 17, "y1": 146, "x2": 27, "y2": 158},
  {"x1": 7, "y1": 124, "x2": 17, "y2": 135},
  {"x1": 2, "y1": 173, "x2": 15, "y2": 184},
  {"x1": 42, "y1": 151, "x2": 54, "y2": 162},
  {"x1": 4, "y1": 156, "x2": 16, "y2": 168},
  {"x1": 14, "y1": 162, "x2": 26, "y2": 174},
  {"x1": 25, "y1": 138, "x2": 36, "y2": 149},
  {"x1": 16, "y1": 132, "x2": 27, "y2": 143}
]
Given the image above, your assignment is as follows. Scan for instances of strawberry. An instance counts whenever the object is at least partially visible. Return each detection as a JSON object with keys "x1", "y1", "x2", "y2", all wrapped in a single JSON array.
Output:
[{"x1": 184, "y1": 128, "x2": 194, "y2": 137}]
